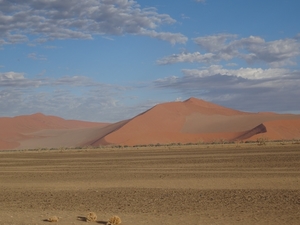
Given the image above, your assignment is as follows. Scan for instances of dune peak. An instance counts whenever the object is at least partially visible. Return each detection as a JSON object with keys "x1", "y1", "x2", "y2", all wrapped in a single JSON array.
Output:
[
  {"x1": 30, "y1": 112, "x2": 46, "y2": 117},
  {"x1": 182, "y1": 97, "x2": 244, "y2": 116},
  {"x1": 184, "y1": 97, "x2": 213, "y2": 106},
  {"x1": 184, "y1": 97, "x2": 204, "y2": 103}
]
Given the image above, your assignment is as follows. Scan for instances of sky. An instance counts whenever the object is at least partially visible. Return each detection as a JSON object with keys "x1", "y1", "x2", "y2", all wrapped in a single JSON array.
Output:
[{"x1": 1, "y1": 0, "x2": 300, "y2": 122}]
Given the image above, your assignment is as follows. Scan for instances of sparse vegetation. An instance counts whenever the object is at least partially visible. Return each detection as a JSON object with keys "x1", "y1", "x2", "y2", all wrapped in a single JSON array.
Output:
[
  {"x1": 86, "y1": 212, "x2": 97, "y2": 222},
  {"x1": 5, "y1": 137, "x2": 300, "y2": 153},
  {"x1": 106, "y1": 215, "x2": 121, "y2": 225},
  {"x1": 257, "y1": 137, "x2": 268, "y2": 145},
  {"x1": 292, "y1": 138, "x2": 300, "y2": 144},
  {"x1": 234, "y1": 140, "x2": 243, "y2": 147},
  {"x1": 47, "y1": 216, "x2": 59, "y2": 222}
]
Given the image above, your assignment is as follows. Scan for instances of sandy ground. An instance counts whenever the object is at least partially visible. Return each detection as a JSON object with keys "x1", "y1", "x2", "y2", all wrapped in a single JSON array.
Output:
[{"x1": 0, "y1": 144, "x2": 300, "y2": 225}]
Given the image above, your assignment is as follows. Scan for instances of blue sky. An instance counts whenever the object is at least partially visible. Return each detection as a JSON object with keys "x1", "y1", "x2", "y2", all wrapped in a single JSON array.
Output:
[{"x1": 1, "y1": 0, "x2": 300, "y2": 122}]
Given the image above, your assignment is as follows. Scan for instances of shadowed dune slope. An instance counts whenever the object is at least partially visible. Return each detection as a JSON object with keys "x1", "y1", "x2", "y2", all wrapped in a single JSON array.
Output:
[
  {"x1": 1, "y1": 98, "x2": 300, "y2": 150},
  {"x1": 245, "y1": 119, "x2": 300, "y2": 141}
]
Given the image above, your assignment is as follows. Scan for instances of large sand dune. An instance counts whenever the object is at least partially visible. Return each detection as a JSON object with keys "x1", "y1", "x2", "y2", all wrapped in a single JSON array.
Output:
[
  {"x1": 1, "y1": 98, "x2": 300, "y2": 150},
  {"x1": 95, "y1": 97, "x2": 300, "y2": 146}
]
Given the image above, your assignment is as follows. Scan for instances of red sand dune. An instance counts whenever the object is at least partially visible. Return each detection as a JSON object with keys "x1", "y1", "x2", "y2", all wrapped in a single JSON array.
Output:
[
  {"x1": 1, "y1": 98, "x2": 300, "y2": 150},
  {"x1": 97, "y1": 97, "x2": 300, "y2": 146},
  {"x1": 0, "y1": 113, "x2": 109, "y2": 150}
]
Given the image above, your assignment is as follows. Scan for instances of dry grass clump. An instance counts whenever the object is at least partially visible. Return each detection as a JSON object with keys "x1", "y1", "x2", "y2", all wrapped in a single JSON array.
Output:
[
  {"x1": 86, "y1": 212, "x2": 97, "y2": 222},
  {"x1": 47, "y1": 216, "x2": 59, "y2": 222},
  {"x1": 106, "y1": 215, "x2": 121, "y2": 225}
]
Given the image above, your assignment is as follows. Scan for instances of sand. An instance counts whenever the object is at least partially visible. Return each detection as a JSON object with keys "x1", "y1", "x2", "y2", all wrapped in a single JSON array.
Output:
[
  {"x1": 1, "y1": 98, "x2": 300, "y2": 150},
  {"x1": 99, "y1": 99, "x2": 300, "y2": 146},
  {"x1": 0, "y1": 143, "x2": 299, "y2": 225},
  {"x1": 0, "y1": 113, "x2": 109, "y2": 150}
]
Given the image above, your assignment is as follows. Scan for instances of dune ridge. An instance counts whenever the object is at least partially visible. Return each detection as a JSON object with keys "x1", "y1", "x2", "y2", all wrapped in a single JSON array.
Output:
[
  {"x1": 1, "y1": 98, "x2": 300, "y2": 150},
  {"x1": 97, "y1": 98, "x2": 300, "y2": 146}
]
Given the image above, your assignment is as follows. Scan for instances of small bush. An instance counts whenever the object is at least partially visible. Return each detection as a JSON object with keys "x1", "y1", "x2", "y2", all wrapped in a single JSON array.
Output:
[
  {"x1": 106, "y1": 215, "x2": 121, "y2": 225},
  {"x1": 47, "y1": 216, "x2": 59, "y2": 222},
  {"x1": 257, "y1": 137, "x2": 267, "y2": 145},
  {"x1": 86, "y1": 212, "x2": 97, "y2": 222},
  {"x1": 292, "y1": 138, "x2": 300, "y2": 144}
]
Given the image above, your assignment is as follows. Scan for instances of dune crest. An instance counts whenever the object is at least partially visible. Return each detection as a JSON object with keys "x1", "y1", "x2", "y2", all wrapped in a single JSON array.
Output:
[{"x1": 1, "y1": 98, "x2": 300, "y2": 150}]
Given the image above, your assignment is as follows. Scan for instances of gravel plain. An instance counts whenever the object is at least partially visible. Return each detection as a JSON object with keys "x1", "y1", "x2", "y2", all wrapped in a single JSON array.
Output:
[{"x1": 0, "y1": 143, "x2": 299, "y2": 225}]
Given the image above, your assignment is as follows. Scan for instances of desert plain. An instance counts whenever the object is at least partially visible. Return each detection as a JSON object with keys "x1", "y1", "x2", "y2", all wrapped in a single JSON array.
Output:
[{"x1": 0, "y1": 143, "x2": 300, "y2": 225}]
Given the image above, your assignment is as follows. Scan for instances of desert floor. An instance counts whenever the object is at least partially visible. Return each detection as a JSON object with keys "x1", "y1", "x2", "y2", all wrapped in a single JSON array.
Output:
[{"x1": 0, "y1": 143, "x2": 300, "y2": 225}]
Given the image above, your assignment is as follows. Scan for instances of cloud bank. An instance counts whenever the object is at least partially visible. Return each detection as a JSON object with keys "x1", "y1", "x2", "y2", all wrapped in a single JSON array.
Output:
[
  {"x1": 157, "y1": 34, "x2": 300, "y2": 66},
  {"x1": 0, "y1": 0, "x2": 187, "y2": 45},
  {"x1": 155, "y1": 33, "x2": 300, "y2": 113}
]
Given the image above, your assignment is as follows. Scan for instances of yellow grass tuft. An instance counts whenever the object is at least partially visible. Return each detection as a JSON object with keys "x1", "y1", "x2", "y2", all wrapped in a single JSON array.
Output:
[
  {"x1": 106, "y1": 215, "x2": 121, "y2": 225},
  {"x1": 47, "y1": 216, "x2": 59, "y2": 222},
  {"x1": 86, "y1": 212, "x2": 97, "y2": 222}
]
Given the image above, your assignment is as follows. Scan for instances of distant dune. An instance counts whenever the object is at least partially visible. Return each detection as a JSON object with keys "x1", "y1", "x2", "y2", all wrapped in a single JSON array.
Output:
[
  {"x1": 1, "y1": 98, "x2": 300, "y2": 150},
  {"x1": 0, "y1": 113, "x2": 109, "y2": 150}
]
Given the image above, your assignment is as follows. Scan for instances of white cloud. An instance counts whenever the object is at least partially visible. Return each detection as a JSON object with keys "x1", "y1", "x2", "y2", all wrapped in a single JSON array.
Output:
[
  {"x1": 159, "y1": 34, "x2": 300, "y2": 66},
  {"x1": 181, "y1": 65, "x2": 291, "y2": 80},
  {"x1": 155, "y1": 34, "x2": 300, "y2": 113},
  {"x1": 193, "y1": 33, "x2": 237, "y2": 52},
  {"x1": 155, "y1": 75, "x2": 179, "y2": 84},
  {"x1": 27, "y1": 53, "x2": 47, "y2": 60},
  {"x1": 53, "y1": 76, "x2": 100, "y2": 87},
  {"x1": 175, "y1": 97, "x2": 182, "y2": 101},
  {"x1": 141, "y1": 30, "x2": 188, "y2": 45},
  {"x1": 0, "y1": 72, "x2": 124, "y2": 89},
  {"x1": 157, "y1": 52, "x2": 215, "y2": 64},
  {"x1": 238, "y1": 37, "x2": 300, "y2": 66},
  {"x1": 0, "y1": 72, "x2": 43, "y2": 87},
  {"x1": 181, "y1": 14, "x2": 190, "y2": 20},
  {"x1": 0, "y1": 0, "x2": 187, "y2": 45},
  {"x1": 226, "y1": 63, "x2": 237, "y2": 67}
]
